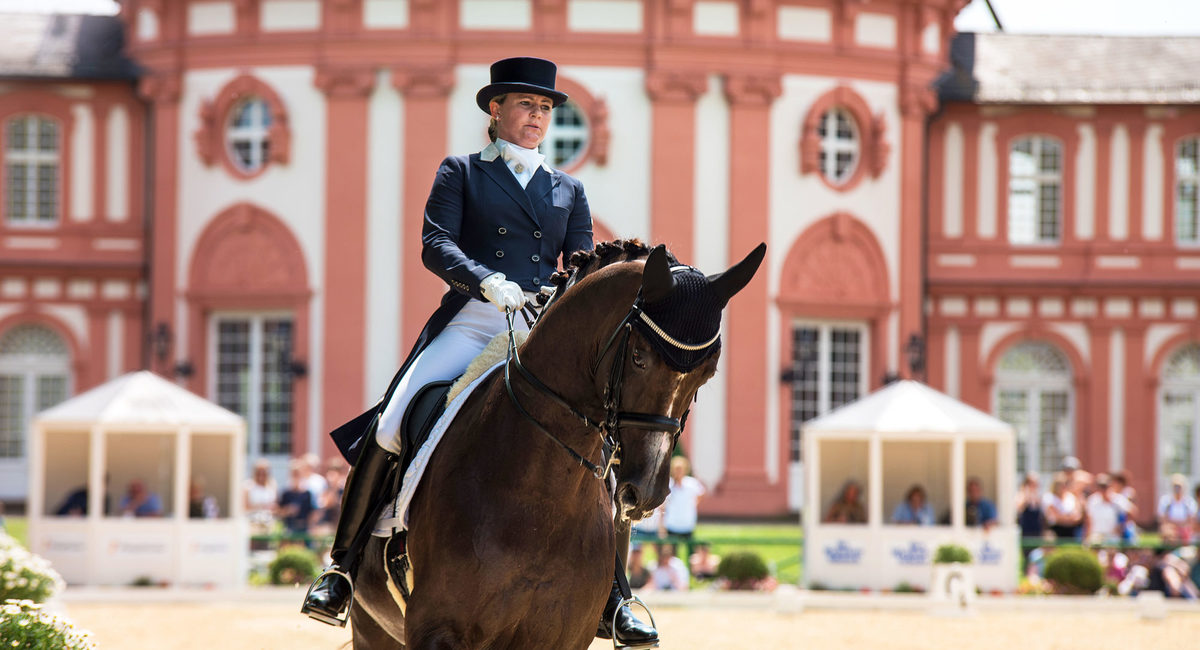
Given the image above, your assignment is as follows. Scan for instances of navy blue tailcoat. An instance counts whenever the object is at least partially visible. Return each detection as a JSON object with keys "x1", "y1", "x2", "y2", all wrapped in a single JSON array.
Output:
[{"x1": 331, "y1": 144, "x2": 593, "y2": 462}]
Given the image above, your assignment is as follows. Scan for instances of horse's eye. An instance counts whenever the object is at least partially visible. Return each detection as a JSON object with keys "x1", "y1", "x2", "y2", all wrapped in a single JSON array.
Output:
[{"x1": 631, "y1": 348, "x2": 647, "y2": 370}]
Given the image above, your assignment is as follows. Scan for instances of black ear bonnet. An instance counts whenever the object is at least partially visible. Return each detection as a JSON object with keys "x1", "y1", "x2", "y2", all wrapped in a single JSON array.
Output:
[{"x1": 633, "y1": 266, "x2": 723, "y2": 372}]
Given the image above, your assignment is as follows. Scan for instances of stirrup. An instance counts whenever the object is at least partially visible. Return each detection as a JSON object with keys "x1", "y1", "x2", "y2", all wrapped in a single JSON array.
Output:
[
  {"x1": 610, "y1": 595, "x2": 659, "y2": 650},
  {"x1": 300, "y1": 567, "x2": 355, "y2": 628}
]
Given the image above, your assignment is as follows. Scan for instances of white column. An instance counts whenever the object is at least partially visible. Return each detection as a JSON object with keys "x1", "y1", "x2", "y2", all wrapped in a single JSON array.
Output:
[
  {"x1": 70, "y1": 104, "x2": 94, "y2": 222},
  {"x1": 951, "y1": 437, "x2": 965, "y2": 529}
]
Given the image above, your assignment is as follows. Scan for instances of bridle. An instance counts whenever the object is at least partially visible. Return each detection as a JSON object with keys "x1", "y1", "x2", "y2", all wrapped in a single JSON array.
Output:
[{"x1": 502, "y1": 293, "x2": 706, "y2": 480}]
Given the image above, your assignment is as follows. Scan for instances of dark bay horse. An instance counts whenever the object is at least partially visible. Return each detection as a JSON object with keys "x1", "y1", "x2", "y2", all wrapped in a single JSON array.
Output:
[{"x1": 349, "y1": 240, "x2": 765, "y2": 649}]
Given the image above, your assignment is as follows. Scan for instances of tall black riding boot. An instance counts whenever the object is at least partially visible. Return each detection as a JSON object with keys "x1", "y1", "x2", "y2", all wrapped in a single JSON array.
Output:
[
  {"x1": 301, "y1": 440, "x2": 395, "y2": 627},
  {"x1": 597, "y1": 578, "x2": 659, "y2": 647}
]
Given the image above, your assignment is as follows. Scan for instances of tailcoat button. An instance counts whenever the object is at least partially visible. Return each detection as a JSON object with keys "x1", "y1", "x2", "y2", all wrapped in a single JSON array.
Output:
[
  {"x1": 533, "y1": 277, "x2": 541, "y2": 284},
  {"x1": 533, "y1": 230, "x2": 542, "y2": 238},
  {"x1": 495, "y1": 250, "x2": 505, "y2": 258},
  {"x1": 498, "y1": 227, "x2": 507, "y2": 235},
  {"x1": 531, "y1": 254, "x2": 540, "y2": 262}
]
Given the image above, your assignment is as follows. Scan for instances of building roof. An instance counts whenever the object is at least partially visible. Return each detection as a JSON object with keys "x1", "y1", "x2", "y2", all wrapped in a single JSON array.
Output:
[
  {"x1": 938, "y1": 32, "x2": 1200, "y2": 104},
  {"x1": 802, "y1": 380, "x2": 1013, "y2": 437},
  {"x1": 35, "y1": 371, "x2": 244, "y2": 429},
  {"x1": 0, "y1": 13, "x2": 138, "y2": 80}
]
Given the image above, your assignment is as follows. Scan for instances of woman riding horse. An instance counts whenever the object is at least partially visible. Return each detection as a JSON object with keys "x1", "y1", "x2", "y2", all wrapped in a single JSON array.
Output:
[{"x1": 302, "y1": 56, "x2": 657, "y2": 646}]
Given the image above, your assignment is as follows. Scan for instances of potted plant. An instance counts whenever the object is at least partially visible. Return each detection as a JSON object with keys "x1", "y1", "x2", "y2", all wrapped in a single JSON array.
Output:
[{"x1": 930, "y1": 543, "x2": 975, "y2": 606}]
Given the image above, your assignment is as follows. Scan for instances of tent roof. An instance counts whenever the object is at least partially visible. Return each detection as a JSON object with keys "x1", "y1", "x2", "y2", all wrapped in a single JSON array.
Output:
[
  {"x1": 803, "y1": 380, "x2": 1013, "y2": 437},
  {"x1": 35, "y1": 371, "x2": 244, "y2": 429}
]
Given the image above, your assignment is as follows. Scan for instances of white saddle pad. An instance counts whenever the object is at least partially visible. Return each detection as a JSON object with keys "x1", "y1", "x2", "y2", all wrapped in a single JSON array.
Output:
[{"x1": 372, "y1": 360, "x2": 504, "y2": 536}]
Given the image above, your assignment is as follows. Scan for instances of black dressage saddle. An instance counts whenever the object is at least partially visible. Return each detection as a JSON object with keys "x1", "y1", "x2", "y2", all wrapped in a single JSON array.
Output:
[{"x1": 397, "y1": 379, "x2": 455, "y2": 481}]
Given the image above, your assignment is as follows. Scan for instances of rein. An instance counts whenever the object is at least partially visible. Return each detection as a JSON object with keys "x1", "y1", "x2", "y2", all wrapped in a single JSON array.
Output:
[{"x1": 502, "y1": 298, "x2": 688, "y2": 480}]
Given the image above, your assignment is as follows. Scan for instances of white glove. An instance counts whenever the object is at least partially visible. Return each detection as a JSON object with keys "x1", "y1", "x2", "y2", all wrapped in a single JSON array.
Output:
[{"x1": 479, "y1": 273, "x2": 527, "y2": 313}]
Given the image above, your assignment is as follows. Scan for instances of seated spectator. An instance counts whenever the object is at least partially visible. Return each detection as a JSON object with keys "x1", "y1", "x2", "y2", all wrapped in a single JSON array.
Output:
[
  {"x1": 648, "y1": 544, "x2": 689, "y2": 591},
  {"x1": 1157, "y1": 474, "x2": 1197, "y2": 543},
  {"x1": 118, "y1": 479, "x2": 163, "y2": 518},
  {"x1": 1084, "y1": 474, "x2": 1125, "y2": 544},
  {"x1": 689, "y1": 541, "x2": 720, "y2": 581},
  {"x1": 278, "y1": 460, "x2": 317, "y2": 536},
  {"x1": 891, "y1": 484, "x2": 935, "y2": 526},
  {"x1": 188, "y1": 477, "x2": 219, "y2": 519},
  {"x1": 1043, "y1": 472, "x2": 1083, "y2": 540},
  {"x1": 1016, "y1": 472, "x2": 1044, "y2": 539},
  {"x1": 627, "y1": 543, "x2": 651, "y2": 590},
  {"x1": 244, "y1": 459, "x2": 279, "y2": 535},
  {"x1": 55, "y1": 485, "x2": 90, "y2": 516},
  {"x1": 1145, "y1": 546, "x2": 1200, "y2": 599},
  {"x1": 964, "y1": 477, "x2": 997, "y2": 530},
  {"x1": 824, "y1": 479, "x2": 866, "y2": 524}
]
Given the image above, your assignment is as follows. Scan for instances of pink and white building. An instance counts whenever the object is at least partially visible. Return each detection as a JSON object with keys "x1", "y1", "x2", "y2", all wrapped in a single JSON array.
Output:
[{"x1": 2, "y1": 1, "x2": 1196, "y2": 523}]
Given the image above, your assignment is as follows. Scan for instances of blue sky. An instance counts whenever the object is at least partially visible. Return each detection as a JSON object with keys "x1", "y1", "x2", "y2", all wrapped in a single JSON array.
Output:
[{"x1": 3, "y1": 0, "x2": 1200, "y2": 37}]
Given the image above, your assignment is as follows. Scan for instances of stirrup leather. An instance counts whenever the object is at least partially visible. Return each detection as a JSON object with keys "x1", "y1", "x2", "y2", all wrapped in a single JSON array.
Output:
[
  {"x1": 610, "y1": 595, "x2": 659, "y2": 650},
  {"x1": 300, "y1": 567, "x2": 355, "y2": 628}
]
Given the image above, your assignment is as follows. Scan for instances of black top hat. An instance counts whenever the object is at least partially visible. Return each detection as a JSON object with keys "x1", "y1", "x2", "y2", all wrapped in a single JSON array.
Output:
[{"x1": 475, "y1": 57, "x2": 569, "y2": 114}]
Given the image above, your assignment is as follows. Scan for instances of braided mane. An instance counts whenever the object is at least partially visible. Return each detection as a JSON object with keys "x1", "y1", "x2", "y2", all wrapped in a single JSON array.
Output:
[{"x1": 549, "y1": 239, "x2": 679, "y2": 292}]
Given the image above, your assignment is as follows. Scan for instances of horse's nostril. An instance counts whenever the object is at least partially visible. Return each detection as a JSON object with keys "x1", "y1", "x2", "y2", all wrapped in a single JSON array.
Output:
[{"x1": 617, "y1": 485, "x2": 640, "y2": 510}]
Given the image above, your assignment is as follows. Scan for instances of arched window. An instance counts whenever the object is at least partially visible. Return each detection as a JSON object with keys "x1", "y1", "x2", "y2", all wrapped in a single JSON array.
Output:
[
  {"x1": 817, "y1": 107, "x2": 859, "y2": 185},
  {"x1": 1008, "y1": 136, "x2": 1063, "y2": 244},
  {"x1": 0, "y1": 323, "x2": 71, "y2": 498},
  {"x1": 1160, "y1": 343, "x2": 1200, "y2": 493},
  {"x1": 1175, "y1": 137, "x2": 1200, "y2": 245},
  {"x1": 994, "y1": 342, "x2": 1072, "y2": 479},
  {"x1": 194, "y1": 74, "x2": 291, "y2": 179},
  {"x1": 226, "y1": 97, "x2": 272, "y2": 174},
  {"x1": 4, "y1": 115, "x2": 60, "y2": 225},
  {"x1": 542, "y1": 100, "x2": 589, "y2": 169}
]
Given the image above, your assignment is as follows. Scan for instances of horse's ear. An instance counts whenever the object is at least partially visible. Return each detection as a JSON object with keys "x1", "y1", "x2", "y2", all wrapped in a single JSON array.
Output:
[
  {"x1": 708, "y1": 243, "x2": 766, "y2": 306},
  {"x1": 641, "y1": 245, "x2": 675, "y2": 303}
]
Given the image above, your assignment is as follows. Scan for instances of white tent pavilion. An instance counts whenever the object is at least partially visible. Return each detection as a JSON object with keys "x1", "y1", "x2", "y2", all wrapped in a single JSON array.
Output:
[
  {"x1": 803, "y1": 380, "x2": 1019, "y2": 592},
  {"x1": 27, "y1": 371, "x2": 247, "y2": 587}
]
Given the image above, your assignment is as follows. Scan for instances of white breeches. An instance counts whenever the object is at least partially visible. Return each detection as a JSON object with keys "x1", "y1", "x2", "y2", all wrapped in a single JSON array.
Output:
[{"x1": 375, "y1": 298, "x2": 531, "y2": 453}]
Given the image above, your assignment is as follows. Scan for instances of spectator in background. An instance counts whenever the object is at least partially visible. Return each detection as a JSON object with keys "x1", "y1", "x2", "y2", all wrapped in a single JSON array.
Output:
[
  {"x1": 632, "y1": 504, "x2": 665, "y2": 558},
  {"x1": 243, "y1": 459, "x2": 279, "y2": 535},
  {"x1": 313, "y1": 458, "x2": 348, "y2": 537},
  {"x1": 689, "y1": 541, "x2": 720, "y2": 581},
  {"x1": 55, "y1": 485, "x2": 90, "y2": 516},
  {"x1": 300, "y1": 453, "x2": 328, "y2": 508},
  {"x1": 824, "y1": 479, "x2": 866, "y2": 524},
  {"x1": 648, "y1": 544, "x2": 689, "y2": 591},
  {"x1": 279, "y1": 459, "x2": 318, "y2": 537},
  {"x1": 118, "y1": 479, "x2": 163, "y2": 518},
  {"x1": 1061, "y1": 456, "x2": 1093, "y2": 495},
  {"x1": 1145, "y1": 546, "x2": 1200, "y2": 599},
  {"x1": 1111, "y1": 470, "x2": 1140, "y2": 542},
  {"x1": 1016, "y1": 472, "x2": 1044, "y2": 539},
  {"x1": 663, "y1": 456, "x2": 706, "y2": 555},
  {"x1": 627, "y1": 543, "x2": 651, "y2": 590},
  {"x1": 1043, "y1": 472, "x2": 1083, "y2": 540},
  {"x1": 891, "y1": 484, "x2": 935, "y2": 526},
  {"x1": 187, "y1": 477, "x2": 219, "y2": 519},
  {"x1": 1084, "y1": 474, "x2": 1125, "y2": 544},
  {"x1": 964, "y1": 477, "x2": 997, "y2": 530},
  {"x1": 1157, "y1": 474, "x2": 1197, "y2": 543}
]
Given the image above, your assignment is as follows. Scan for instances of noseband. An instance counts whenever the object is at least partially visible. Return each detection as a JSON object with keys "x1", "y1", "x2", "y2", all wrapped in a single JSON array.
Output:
[{"x1": 502, "y1": 294, "x2": 703, "y2": 480}]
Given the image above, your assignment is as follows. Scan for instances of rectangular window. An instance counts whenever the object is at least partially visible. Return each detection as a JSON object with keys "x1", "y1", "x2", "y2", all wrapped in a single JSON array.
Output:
[
  {"x1": 212, "y1": 315, "x2": 294, "y2": 458},
  {"x1": 4, "y1": 116, "x2": 60, "y2": 225},
  {"x1": 1008, "y1": 136, "x2": 1062, "y2": 245},
  {"x1": 1177, "y1": 138, "x2": 1200, "y2": 244},
  {"x1": 789, "y1": 323, "x2": 867, "y2": 462},
  {"x1": 0, "y1": 375, "x2": 24, "y2": 458}
]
